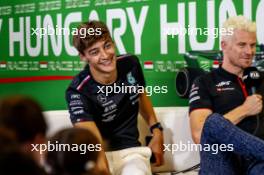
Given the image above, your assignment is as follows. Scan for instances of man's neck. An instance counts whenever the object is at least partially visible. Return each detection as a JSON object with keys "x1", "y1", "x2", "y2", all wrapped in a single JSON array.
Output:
[
  {"x1": 90, "y1": 68, "x2": 117, "y2": 85},
  {"x1": 222, "y1": 59, "x2": 243, "y2": 78}
]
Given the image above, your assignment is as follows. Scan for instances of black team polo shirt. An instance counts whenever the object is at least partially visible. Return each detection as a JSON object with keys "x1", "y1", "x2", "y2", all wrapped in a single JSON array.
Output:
[{"x1": 189, "y1": 66, "x2": 264, "y2": 140}]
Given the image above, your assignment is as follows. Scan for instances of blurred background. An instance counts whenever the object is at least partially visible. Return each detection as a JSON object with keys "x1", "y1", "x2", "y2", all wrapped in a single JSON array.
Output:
[{"x1": 0, "y1": 0, "x2": 263, "y2": 110}]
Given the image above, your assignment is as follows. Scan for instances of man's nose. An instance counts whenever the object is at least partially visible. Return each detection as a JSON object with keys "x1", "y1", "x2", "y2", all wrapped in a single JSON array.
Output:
[
  {"x1": 100, "y1": 49, "x2": 108, "y2": 59},
  {"x1": 245, "y1": 45, "x2": 253, "y2": 55}
]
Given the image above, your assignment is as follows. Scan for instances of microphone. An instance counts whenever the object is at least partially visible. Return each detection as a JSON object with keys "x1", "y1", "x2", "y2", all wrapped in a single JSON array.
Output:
[
  {"x1": 243, "y1": 67, "x2": 262, "y2": 136},
  {"x1": 242, "y1": 67, "x2": 261, "y2": 94}
]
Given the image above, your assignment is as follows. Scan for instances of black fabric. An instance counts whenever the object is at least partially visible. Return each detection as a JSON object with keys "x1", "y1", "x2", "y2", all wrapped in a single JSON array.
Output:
[
  {"x1": 66, "y1": 54, "x2": 145, "y2": 151},
  {"x1": 189, "y1": 66, "x2": 264, "y2": 140}
]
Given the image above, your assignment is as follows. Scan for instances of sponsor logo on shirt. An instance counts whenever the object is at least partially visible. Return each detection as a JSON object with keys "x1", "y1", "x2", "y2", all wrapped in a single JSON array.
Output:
[
  {"x1": 216, "y1": 81, "x2": 231, "y2": 87},
  {"x1": 97, "y1": 94, "x2": 107, "y2": 103},
  {"x1": 70, "y1": 94, "x2": 80, "y2": 99},
  {"x1": 99, "y1": 99, "x2": 117, "y2": 123},
  {"x1": 102, "y1": 115, "x2": 116, "y2": 122},
  {"x1": 216, "y1": 87, "x2": 235, "y2": 92},
  {"x1": 73, "y1": 109, "x2": 85, "y2": 115},
  {"x1": 69, "y1": 100, "x2": 83, "y2": 106},
  {"x1": 215, "y1": 81, "x2": 235, "y2": 92}
]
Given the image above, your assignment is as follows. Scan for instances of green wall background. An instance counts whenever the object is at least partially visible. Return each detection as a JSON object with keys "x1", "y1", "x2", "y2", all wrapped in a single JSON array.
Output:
[{"x1": 0, "y1": 0, "x2": 263, "y2": 110}]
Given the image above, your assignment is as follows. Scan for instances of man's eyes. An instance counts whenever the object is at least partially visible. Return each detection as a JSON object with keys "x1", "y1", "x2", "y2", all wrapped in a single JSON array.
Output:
[
  {"x1": 238, "y1": 43, "x2": 246, "y2": 47},
  {"x1": 105, "y1": 42, "x2": 112, "y2": 49},
  {"x1": 88, "y1": 42, "x2": 112, "y2": 55},
  {"x1": 251, "y1": 44, "x2": 256, "y2": 48},
  {"x1": 89, "y1": 50, "x2": 99, "y2": 56},
  {"x1": 237, "y1": 43, "x2": 256, "y2": 49}
]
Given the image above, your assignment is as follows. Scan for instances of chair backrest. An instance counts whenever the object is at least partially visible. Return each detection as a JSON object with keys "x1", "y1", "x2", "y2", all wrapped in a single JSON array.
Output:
[
  {"x1": 43, "y1": 110, "x2": 72, "y2": 137},
  {"x1": 44, "y1": 107, "x2": 200, "y2": 173},
  {"x1": 138, "y1": 107, "x2": 200, "y2": 173}
]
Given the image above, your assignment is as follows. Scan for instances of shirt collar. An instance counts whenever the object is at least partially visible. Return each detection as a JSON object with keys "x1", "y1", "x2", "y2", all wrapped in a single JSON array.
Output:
[{"x1": 217, "y1": 66, "x2": 240, "y2": 81}]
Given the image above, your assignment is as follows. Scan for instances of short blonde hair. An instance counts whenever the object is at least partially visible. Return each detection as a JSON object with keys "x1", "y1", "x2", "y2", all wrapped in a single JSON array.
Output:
[{"x1": 221, "y1": 15, "x2": 256, "y2": 40}]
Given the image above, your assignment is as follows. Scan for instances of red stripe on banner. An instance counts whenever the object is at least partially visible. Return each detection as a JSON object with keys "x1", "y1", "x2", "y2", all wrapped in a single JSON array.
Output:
[
  {"x1": 39, "y1": 61, "x2": 48, "y2": 64},
  {"x1": 0, "y1": 76, "x2": 74, "y2": 84},
  {"x1": 144, "y1": 61, "x2": 153, "y2": 65}
]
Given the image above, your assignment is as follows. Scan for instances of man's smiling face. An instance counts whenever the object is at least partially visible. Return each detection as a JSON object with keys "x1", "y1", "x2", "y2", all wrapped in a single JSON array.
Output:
[{"x1": 80, "y1": 38, "x2": 117, "y2": 74}]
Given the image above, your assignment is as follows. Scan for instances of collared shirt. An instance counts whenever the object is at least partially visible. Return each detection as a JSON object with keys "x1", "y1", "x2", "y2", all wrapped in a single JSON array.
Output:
[{"x1": 189, "y1": 67, "x2": 264, "y2": 139}]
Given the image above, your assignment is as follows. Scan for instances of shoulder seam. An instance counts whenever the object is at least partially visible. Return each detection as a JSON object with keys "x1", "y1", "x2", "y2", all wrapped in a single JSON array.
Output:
[
  {"x1": 77, "y1": 75, "x2": 91, "y2": 91},
  {"x1": 117, "y1": 54, "x2": 132, "y2": 60}
]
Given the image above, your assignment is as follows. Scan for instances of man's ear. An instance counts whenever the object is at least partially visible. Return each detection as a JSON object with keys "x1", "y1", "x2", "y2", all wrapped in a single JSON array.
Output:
[{"x1": 221, "y1": 40, "x2": 226, "y2": 50}]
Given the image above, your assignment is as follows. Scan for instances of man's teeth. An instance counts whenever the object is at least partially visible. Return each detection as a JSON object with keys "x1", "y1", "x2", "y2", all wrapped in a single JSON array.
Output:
[{"x1": 101, "y1": 60, "x2": 111, "y2": 65}]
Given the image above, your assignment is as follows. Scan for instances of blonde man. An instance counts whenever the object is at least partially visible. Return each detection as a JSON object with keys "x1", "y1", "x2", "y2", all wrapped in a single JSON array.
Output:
[{"x1": 189, "y1": 16, "x2": 264, "y2": 174}]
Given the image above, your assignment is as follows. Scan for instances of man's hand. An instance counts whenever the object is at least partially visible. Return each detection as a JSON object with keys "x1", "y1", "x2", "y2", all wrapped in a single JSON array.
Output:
[
  {"x1": 224, "y1": 94, "x2": 263, "y2": 125},
  {"x1": 242, "y1": 94, "x2": 263, "y2": 117},
  {"x1": 147, "y1": 129, "x2": 164, "y2": 166}
]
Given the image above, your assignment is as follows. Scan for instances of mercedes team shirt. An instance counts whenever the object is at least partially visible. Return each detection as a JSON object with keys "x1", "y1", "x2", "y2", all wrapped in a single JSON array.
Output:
[{"x1": 66, "y1": 54, "x2": 146, "y2": 151}]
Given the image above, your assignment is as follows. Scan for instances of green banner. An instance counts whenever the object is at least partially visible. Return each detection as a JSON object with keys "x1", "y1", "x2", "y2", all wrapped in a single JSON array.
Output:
[{"x1": 0, "y1": 0, "x2": 263, "y2": 110}]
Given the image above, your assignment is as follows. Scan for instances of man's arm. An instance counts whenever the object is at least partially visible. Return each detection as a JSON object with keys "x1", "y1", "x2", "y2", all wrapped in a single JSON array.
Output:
[
  {"x1": 189, "y1": 109, "x2": 212, "y2": 144},
  {"x1": 190, "y1": 94, "x2": 263, "y2": 144},
  {"x1": 139, "y1": 91, "x2": 164, "y2": 166},
  {"x1": 224, "y1": 94, "x2": 262, "y2": 123},
  {"x1": 66, "y1": 89, "x2": 110, "y2": 173},
  {"x1": 74, "y1": 121, "x2": 110, "y2": 175}
]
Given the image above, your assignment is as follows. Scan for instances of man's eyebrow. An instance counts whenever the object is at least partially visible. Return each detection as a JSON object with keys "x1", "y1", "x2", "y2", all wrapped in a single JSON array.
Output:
[
  {"x1": 88, "y1": 48, "x2": 98, "y2": 53},
  {"x1": 238, "y1": 42, "x2": 246, "y2": 45},
  {"x1": 104, "y1": 39, "x2": 112, "y2": 44}
]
